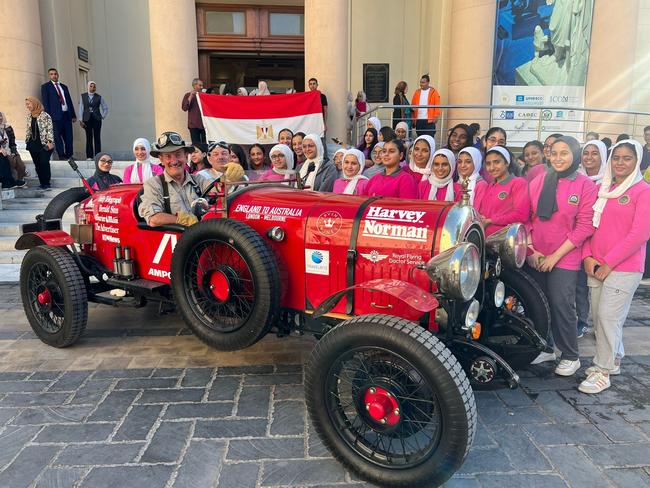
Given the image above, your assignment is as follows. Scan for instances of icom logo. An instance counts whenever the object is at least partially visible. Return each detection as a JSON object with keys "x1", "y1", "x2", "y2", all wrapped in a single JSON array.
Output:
[{"x1": 305, "y1": 249, "x2": 329, "y2": 275}]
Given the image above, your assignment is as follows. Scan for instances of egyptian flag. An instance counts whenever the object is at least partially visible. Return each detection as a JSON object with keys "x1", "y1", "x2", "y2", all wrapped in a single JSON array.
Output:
[{"x1": 197, "y1": 91, "x2": 325, "y2": 145}]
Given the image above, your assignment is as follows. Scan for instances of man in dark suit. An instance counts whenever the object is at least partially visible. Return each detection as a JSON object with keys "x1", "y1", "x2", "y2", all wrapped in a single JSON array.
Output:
[{"x1": 41, "y1": 68, "x2": 77, "y2": 159}]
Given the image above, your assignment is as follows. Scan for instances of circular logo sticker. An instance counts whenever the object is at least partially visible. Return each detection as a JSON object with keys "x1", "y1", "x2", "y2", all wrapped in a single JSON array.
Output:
[
  {"x1": 568, "y1": 194, "x2": 580, "y2": 205},
  {"x1": 317, "y1": 210, "x2": 342, "y2": 236},
  {"x1": 497, "y1": 191, "x2": 508, "y2": 200},
  {"x1": 618, "y1": 195, "x2": 630, "y2": 205},
  {"x1": 541, "y1": 109, "x2": 553, "y2": 120}
]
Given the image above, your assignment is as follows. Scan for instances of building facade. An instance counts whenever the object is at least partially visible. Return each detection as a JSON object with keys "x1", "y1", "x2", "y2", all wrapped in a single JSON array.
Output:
[{"x1": 2, "y1": 0, "x2": 649, "y2": 156}]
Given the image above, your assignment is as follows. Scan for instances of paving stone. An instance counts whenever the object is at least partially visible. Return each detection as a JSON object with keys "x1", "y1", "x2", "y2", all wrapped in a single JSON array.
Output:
[
  {"x1": 68, "y1": 380, "x2": 112, "y2": 405},
  {"x1": 582, "y1": 443, "x2": 650, "y2": 467},
  {"x1": 274, "y1": 364, "x2": 303, "y2": 374},
  {"x1": 489, "y1": 425, "x2": 551, "y2": 470},
  {"x1": 604, "y1": 467, "x2": 650, "y2": 487},
  {"x1": 531, "y1": 390, "x2": 590, "y2": 423},
  {"x1": 217, "y1": 462, "x2": 260, "y2": 488},
  {"x1": 137, "y1": 388, "x2": 204, "y2": 404},
  {"x1": 0, "y1": 372, "x2": 31, "y2": 381},
  {"x1": 495, "y1": 388, "x2": 534, "y2": 406},
  {"x1": 274, "y1": 384, "x2": 304, "y2": 400},
  {"x1": 151, "y1": 368, "x2": 184, "y2": 378},
  {"x1": 0, "y1": 425, "x2": 42, "y2": 466},
  {"x1": 194, "y1": 419, "x2": 268, "y2": 439},
  {"x1": 245, "y1": 373, "x2": 303, "y2": 386},
  {"x1": 307, "y1": 424, "x2": 329, "y2": 457},
  {"x1": 181, "y1": 368, "x2": 214, "y2": 387},
  {"x1": 227, "y1": 438, "x2": 304, "y2": 461},
  {"x1": 613, "y1": 404, "x2": 650, "y2": 423},
  {"x1": 92, "y1": 368, "x2": 153, "y2": 379},
  {"x1": 0, "y1": 392, "x2": 70, "y2": 407},
  {"x1": 260, "y1": 459, "x2": 347, "y2": 485},
  {"x1": 56, "y1": 442, "x2": 144, "y2": 466},
  {"x1": 0, "y1": 445, "x2": 60, "y2": 488},
  {"x1": 10, "y1": 405, "x2": 93, "y2": 426},
  {"x1": 217, "y1": 365, "x2": 274, "y2": 375},
  {"x1": 113, "y1": 404, "x2": 163, "y2": 441},
  {"x1": 0, "y1": 407, "x2": 20, "y2": 424},
  {"x1": 80, "y1": 465, "x2": 173, "y2": 488},
  {"x1": 208, "y1": 376, "x2": 241, "y2": 401},
  {"x1": 472, "y1": 421, "x2": 498, "y2": 448},
  {"x1": 479, "y1": 400, "x2": 551, "y2": 426},
  {"x1": 476, "y1": 473, "x2": 568, "y2": 487},
  {"x1": 29, "y1": 371, "x2": 62, "y2": 381},
  {"x1": 35, "y1": 423, "x2": 116, "y2": 443},
  {"x1": 164, "y1": 402, "x2": 233, "y2": 420},
  {"x1": 114, "y1": 377, "x2": 178, "y2": 390},
  {"x1": 559, "y1": 387, "x2": 631, "y2": 405},
  {"x1": 456, "y1": 447, "x2": 514, "y2": 474},
  {"x1": 524, "y1": 423, "x2": 610, "y2": 445},
  {"x1": 236, "y1": 386, "x2": 270, "y2": 417},
  {"x1": 576, "y1": 404, "x2": 647, "y2": 442},
  {"x1": 140, "y1": 421, "x2": 192, "y2": 463},
  {"x1": 87, "y1": 390, "x2": 139, "y2": 421},
  {"x1": 270, "y1": 400, "x2": 305, "y2": 435},
  {"x1": 35, "y1": 467, "x2": 87, "y2": 488},
  {"x1": 543, "y1": 445, "x2": 614, "y2": 488},
  {"x1": 48, "y1": 371, "x2": 93, "y2": 392},
  {"x1": 442, "y1": 478, "x2": 482, "y2": 488},
  {"x1": 172, "y1": 440, "x2": 225, "y2": 488}
]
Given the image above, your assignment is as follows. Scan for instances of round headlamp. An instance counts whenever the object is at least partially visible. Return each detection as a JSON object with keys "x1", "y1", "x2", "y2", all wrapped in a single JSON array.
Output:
[
  {"x1": 425, "y1": 242, "x2": 481, "y2": 301},
  {"x1": 494, "y1": 280, "x2": 505, "y2": 308},
  {"x1": 464, "y1": 299, "x2": 480, "y2": 329},
  {"x1": 485, "y1": 223, "x2": 528, "y2": 269}
]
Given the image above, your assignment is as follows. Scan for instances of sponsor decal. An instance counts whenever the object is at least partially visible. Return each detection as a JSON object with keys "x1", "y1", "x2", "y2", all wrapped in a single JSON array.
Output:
[
  {"x1": 498, "y1": 191, "x2": 508, "y2": 200},
  {"x1": 549, "y1": 95, "x2": 580, "y2": 104},
  {"x1": 498, "y1": 110, "x2": 515, "y2": 120},
  {"x1": 541, "y1": 109, "x2": 553, "y2": 120},
  {"x1": 317, "y1": 210, "x2": 343, "y2": 236},
  {"x1": 515, "y1": 94, "x2": 544, "y2": 106},
  {"x1": 148, "y1": 268, "x2": 171, "y2": 279},
  {"x1": 233, "y1": 204, "x2": 303, "y2": 222},
  {"x1": 362, "y1": 206, "x2": 428, "y2": 242},
  {"x1": 388, "y1": 252, "x2": 426, "y2": 266},
  {"x1": 618, "y1": 195, "x2": 630, "y2": 205},
  {"x1": 305, "y1": 249, "x2": 329, "y2": 275},
  {"x1": 555, "y1": 111, "x2": 564, "y2": 119},
  {"x1": 568, "y1": 194, "x2": 580, "y2": 205},
  {"x1": 153, "y1": 233, "x2": 178, "y2": 264},
  {"x1": 515, "y1": 95, "x2": 525, "y2": 102},
  {"x1": 360, "y1": 250, "x2": 389, "y2": 263},
  {"x1": 95, "y1": 194, "x2": 122, "y2": 243}
]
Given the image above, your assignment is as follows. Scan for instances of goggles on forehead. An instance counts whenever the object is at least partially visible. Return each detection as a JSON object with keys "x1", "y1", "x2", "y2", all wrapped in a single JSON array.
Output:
[
  {"x1": 208, "y1": 141, "x2": 229, "y2": 152},
  {"x1": 157, "y1": 132, "x2": 185, "y2": 147}
]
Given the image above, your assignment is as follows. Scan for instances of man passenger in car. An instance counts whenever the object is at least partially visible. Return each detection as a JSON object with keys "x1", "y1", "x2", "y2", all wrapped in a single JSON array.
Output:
[{"x1": 138, "y1": 131, "x2": 214, "y2": 227}]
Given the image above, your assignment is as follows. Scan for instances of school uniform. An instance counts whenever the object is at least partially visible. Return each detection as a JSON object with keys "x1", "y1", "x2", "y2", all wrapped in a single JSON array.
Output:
[
  {"x1": 476, "y1": 175, "x2": 530, "y2": 236},
  {"x1": 418, "y1": 181, "x2": 463, "y2": 202},
  {"x1": 363, "y1": 168, "x2": 418, "y2": 199}
]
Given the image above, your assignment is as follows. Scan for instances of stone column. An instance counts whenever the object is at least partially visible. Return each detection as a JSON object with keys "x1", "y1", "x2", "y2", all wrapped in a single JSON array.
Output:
[
  {"x1": 148, "y1": 0, "x2": 199, "y2": 140},
  {"x1": 447, "y1": 0, "x2": 496, "y2": 131},
  {"x1": 304, "y1": 0, "x2": 349, "y2": 149},
  {"x1": 0, "y1": 0, "x2": 45, "y2": 140}
]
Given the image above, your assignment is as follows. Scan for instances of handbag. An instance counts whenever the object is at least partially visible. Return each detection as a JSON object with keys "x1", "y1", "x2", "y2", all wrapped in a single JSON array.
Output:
[{"x1": 6, "y1": 153, "x2": 26, "y2": 179}]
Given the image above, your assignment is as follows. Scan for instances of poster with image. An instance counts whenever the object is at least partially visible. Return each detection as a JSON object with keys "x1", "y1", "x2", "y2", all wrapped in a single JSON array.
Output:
[{"x1": 490, "y1": 0, "x2": 595, "y2": 144}]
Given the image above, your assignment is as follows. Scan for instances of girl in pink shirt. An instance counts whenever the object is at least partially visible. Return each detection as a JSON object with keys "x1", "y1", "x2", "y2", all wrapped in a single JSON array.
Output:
[
  {"x1": 456, "y1": 147, "x2": 487, "y2": 208},
  {"x1": 123, "y1": 138, "x2": 163, "y2": 184},
  {"x1": 475, "y1": 146, "x2": 530, "y2": 237},
  {"x1": 333, "y1": 149, "x2": 369, "y2": 195},
  {"x1": 259, "y1": 144, "x2": 294, "y2": 183},
  {"x1": 579, "y1": 140, "x2": 650, "y2": 394},
  {"x1": 418, "y1": 149, "x2": 462, "y2": 201},
  {"x1": 363, "y1": 139, "x2": 418, "y2": 199},
  {"x1": 404, "y1": 135, "x2": 435, "y2": 183},
  {"x1": 522, "y1": 140, "x2": 546, "y2": 183},
  {"x1": 527, "y1": 136, "x2": 597, "y2": 376}
]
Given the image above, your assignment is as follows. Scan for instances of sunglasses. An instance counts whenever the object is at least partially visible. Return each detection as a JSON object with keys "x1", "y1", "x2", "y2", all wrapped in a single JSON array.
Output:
[{"x1": 157, "y1": 132, "x2": 184, "y2": 147}]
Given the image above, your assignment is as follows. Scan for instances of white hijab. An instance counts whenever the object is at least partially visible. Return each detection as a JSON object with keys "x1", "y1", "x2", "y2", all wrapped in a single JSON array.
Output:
[
  {"x1": 237, "y1": 87, "x2": 248, "y2": 96},
  {"x1": 580, "y1": 140, "x2": 607, "y2": 183},
  {"x1": 367, "y1": 116, "x2": 382, "y2": 133},
  {"x1": 592, "y1": 139, "x2": 644, "y2": 227},
  {"x1": 333, "y1": 148, "x2": 347, "y2": 169},
  {"x1": 299, "y1": 134, "x2": 323, "y2": 189},
  {"x1": 341, "y1": 149, "x2": 368, "y2": 194},
  {"x1": 458, "y1": 147, "x2": 483, "y2": 205},
  {"x1": 131, "y1": 138, "x2": 153, "y2": 183},
  {"x1": 409, "y1": 135, "x2": 435, "y2": 182},
  {"x1": 426, "y1": 149, "x2": 457, "y2": 201},
  {"x1": 269, "y1": 144, "x2": 294, "y2": 180},
  {"x1": 257, "y1": 81, "x2": 270, "y2": 96}
]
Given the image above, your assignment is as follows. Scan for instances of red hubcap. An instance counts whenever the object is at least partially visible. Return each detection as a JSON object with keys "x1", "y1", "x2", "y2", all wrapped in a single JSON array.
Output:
[
  {"x1": 37, "y1": 288, "x2": 52, "y2": 307},
  {"x1": 363, "y1": 386, "x2": 401, "y2": 426},
  {"x1": 209, "y1": 270, "x2": 231, "y2": 302}
]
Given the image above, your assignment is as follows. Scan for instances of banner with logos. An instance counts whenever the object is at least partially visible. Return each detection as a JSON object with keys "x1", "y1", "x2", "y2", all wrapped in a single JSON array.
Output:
[{"x1": 491, "y1": 0, "x2": 595, "y2": 144}]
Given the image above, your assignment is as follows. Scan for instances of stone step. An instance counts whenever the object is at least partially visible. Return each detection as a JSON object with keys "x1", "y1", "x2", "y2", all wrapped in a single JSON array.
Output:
[
  {"x1": 1, "y1": 198, "x2": 52, "y2": 211},
  {"x1": 0, "y1": 237, "x2": 18, "y2": 251},
  {"x1": 0, "y1": 264, "x2": 20, "y2": 283},
  {"x1": 25, "y1": 177, "x2": 84, "y2": 188},
  {"x1": 0, "y1": 209, "x2": 76, "y2": 223},
  {"x1": 0, "y1": 250, "x2": 26, "y2": 264}
]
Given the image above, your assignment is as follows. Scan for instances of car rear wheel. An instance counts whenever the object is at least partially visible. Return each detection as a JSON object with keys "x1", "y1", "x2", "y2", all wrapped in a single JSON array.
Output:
[
  {"x1": 306, "y1": 314, "x2": 476, "y2": 488},
  {"x1": 171, "y1": 219, "x2": 280, "y2": 351},
  {"x1": 20, "y1": 246, "x2": 88, "y2": 347}
]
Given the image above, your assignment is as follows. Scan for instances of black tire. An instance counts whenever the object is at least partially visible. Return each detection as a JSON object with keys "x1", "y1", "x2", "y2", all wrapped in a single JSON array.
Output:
[
  {"x1": 306, "y1": 314, "x2": 476, "y2": 488},
  {"x1": 43, "y1": 187, "x2": 89, "y2": 220},
  {"x1": 20, "y1": 246, "x2": 87, "y2": 347},
  {"x1": 482, "y1": 267, "x2": 551, "y2": 369},
  {"x1": 171, "y1": 219, "x2": 280, "y2": 351}
]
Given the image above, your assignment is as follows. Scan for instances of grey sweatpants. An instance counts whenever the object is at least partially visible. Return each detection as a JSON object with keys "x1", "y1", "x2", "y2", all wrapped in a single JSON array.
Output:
[
  {"x1": 588, "y1": 271, "x2": 641, "y2": 372},
  {"x1": 528, "y1": 266, "x2": 580, "y2": 361},
  {"x1": 576, "y1": 268, "x2": 590, "y2": 325}
]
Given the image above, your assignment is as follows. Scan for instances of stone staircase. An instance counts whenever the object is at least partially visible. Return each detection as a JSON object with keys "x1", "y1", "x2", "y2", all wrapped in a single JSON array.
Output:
[{"x1": 0, "y1": 155, "x2": 132, "y2": 282}]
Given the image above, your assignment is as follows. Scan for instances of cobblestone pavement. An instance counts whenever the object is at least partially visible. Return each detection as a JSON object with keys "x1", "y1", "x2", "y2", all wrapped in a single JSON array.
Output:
[{"x1": 0, "y1": 285, "x2": 648, "y2": 487}]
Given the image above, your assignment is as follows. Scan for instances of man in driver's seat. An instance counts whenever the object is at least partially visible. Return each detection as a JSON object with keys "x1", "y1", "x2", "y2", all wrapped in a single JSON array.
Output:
[{"x1": 139, "y1": 131, "x2": 215, "y2": 227}]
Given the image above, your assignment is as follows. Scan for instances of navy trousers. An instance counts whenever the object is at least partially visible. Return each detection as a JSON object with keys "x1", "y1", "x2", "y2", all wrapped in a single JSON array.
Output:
[{"x1": 53, "y1": 111, "x2": 74, "y2": 159}]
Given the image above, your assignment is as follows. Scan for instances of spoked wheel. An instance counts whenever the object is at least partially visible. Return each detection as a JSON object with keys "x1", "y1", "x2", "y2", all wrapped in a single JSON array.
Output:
[
  {"x1": 481, "y1": 267, "x2": 551, "y2": 370},
  {"x1": 172, "y1": 219, "x2": 280, "y2": 351},
  {"x1": 306, "y1": 315, "x2": 476, "y2": 488},
  {"x1": 20, "y1": 246, "x2": 87, "y2": 347}
]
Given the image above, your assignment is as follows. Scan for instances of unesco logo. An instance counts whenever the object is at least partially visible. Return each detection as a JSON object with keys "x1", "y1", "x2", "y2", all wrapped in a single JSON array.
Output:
[{"x1": 516, "y1": 95, "x2": 525, "y2": 102}]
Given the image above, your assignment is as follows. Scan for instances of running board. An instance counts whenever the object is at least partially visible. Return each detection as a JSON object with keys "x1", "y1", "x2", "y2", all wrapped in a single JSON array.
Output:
[{"x1": 105, "y1": 277, "x2": 168, "y2": 294}]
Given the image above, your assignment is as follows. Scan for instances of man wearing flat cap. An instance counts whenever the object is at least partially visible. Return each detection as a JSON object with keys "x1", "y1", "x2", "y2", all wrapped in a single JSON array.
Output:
[{"x1": 138, "y1": 131, "x2": 214, "y2": 227}]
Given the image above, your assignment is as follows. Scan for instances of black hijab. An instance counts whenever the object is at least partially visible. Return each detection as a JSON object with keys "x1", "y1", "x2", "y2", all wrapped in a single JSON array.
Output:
[
  {"x1": 536, "y1": 136, "x2": 582, "y2": 220},
  {"x1": 87, "y1": 152, "x2": 122, "y2": 190}
]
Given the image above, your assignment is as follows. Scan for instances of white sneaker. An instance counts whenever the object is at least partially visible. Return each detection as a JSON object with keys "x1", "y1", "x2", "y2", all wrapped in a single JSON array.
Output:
[
  {"x1": 585, "y1": 364, "x2": 620, "y2": 376},
  {"x1": 531, "y1": 351, "x2": 556, "y2": 365},
  {"x1": 555, "y1": 359, "x2": 581, "y2": 376},
  {"x1": 578, "y1": 370, "x2": 611, "y2": 394}
]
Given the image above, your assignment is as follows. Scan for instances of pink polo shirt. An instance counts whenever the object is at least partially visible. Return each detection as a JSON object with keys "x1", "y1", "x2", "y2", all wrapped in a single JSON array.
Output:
[
  {"x1": 582, "y1": 180, "x2": 650, "y2": 273},
  {"x1": 333, "y1": 177, "x2": 369, "y2": 195},
  {"x1": 476, "y1": 176, "x2": 530, "y2": 237},
  {"x1": 528, "y1": 172, "x2": 597, "y2": 270},
  {"x1": 471, "y1": 179, "x2": 488, "y2": 209},
  {"x1": 418, "y1": 181, "x2": 463, "y2": 202},
  {"x1": 363, "y1": 169, "x2": 418, "y2": 199},
  {"x1": 523, "y1": 163, "x2": 546, "y2": 183},
  {"x1": 258, "y1": 169, "x2": 286, "y2": 182}
]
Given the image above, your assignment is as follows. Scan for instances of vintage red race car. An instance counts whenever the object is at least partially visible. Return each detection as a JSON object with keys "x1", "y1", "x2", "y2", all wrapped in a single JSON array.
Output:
[{"x1": 16, "y1": 162, "x2": 550, "y2": 487}]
